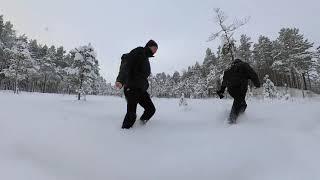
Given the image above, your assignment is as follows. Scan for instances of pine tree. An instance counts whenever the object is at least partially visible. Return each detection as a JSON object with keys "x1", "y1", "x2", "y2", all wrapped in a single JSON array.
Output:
[
  {"x1": 315, "y1": 46, "x2": 320, "y2": 77},
  {"x1": 1, "y1": 21, "x2": 15, "y2": 48},
  {"x1": 237, "y1": 34, "x2": 252, "y2": 64},
  {"x1": 0, "y1": 17, "x2": 16, "y2": 74},
  {"x1": 272, "y1": 28, "x2": 313, "y2": 74},
  {"x1": 0, "y1": 15, "x2": 4, "y2": 38},
  {"x1": 2, "y1": 36, "x2": 36, "y2": 93},
  {"x1": 215, "y1": 45, "x2": 233, "y2": 75},
  {"x1": 0, "y1": 15, "x2": 108, "y2": 95},
  {"x1": 172, "y1": 71, "x2": 180, "y2": 84},
  {"x1": 71, "y1": 43, "x2": 99, "y2": 100},
  {"x1": 203, "y1": 48, "x2": 216, "y2": 67},
  {"x1": 38, "y1": 45, "x2": 58, "y2": 93},
  {"x1": 272, "y1": 28, "x2": 314, "y2": 90},
  {"x1": 55, "y1": 46, "x2": 67, "y2": 68},
  {"x1": 252, "y1": 36, "x2": 275, "y2": 71},
  {"x1": 206, "y1": 65, "x2": 220, "y2": 92}
]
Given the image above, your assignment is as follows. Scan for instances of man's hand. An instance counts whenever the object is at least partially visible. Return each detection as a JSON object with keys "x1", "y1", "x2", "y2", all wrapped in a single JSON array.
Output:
[
  {"x1": 216, "y1": 90, "x2": 225, "y2": 99},
  {"x1": 115, "y1": 82, "x2": 123, "y2": 89}
]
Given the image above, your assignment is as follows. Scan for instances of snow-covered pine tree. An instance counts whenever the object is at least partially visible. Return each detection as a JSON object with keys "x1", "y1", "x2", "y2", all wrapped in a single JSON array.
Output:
[
  {"x1": 59, "y1": 53, "x2": 78, "y2": 94},
  {"x1": 206, "y1": 65, "x2": 220, "y2": 96},
  {"x1": 152, "y1": 72, "x2": 168, "y2": 97},
  {"x1": 252, "y1": 36, "x2": 275, "y2": 72},
  {"x1": 315, "y1": 46, "x2": 320, "y2": 80},
  {"x1": 194, "y1": 77, "x2": 207, "y2": 98},
  {"x1": 0, "y1": 17, "x2": 16, "y2": 89},
  {"x1": 272, "y1": 28, "x2": 313, "y2": 89},
  {"x1": 164, "y1": 74, "x2": 175, "y2": 97},
  {"x1": 189, "y1": 62, "x2": 206, "y2": 98},
  {"x1": 1, "y1": 35, "x2": 36, "y2": 93},
  {"x1": 203, "y1": 48, "x2": 217, "y2": 75},
  {"x1": 237, "y1": 34, "x2": 252, "y2": 64},
  {"x1": 0, "y1": 15, "x2": 107, "y2": 95},
  {"x1": 37, "y1": 45, "x2": 58, "y2": 93},
  {"x1": 91, "y1": 76, "x2": 104, "y2": 95},
  {"x1": 71, "y1": 43, "x2": 99, "y2": 100},
  {"x1": 263, "y1": 75, "x2": 277, "y2": 99},
  {"x1": 172, "y1": 71, "x2": 180, "y2": 84},
  {"x1": 148, "y1": 74, "x2": 156, "y2": 97},
  {"x1": 0, "y1": 17, "x2": 15, "y2": 49}
]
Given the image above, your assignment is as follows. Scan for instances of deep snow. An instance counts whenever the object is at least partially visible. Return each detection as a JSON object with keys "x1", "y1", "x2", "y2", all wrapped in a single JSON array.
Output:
[{"x1": 0, "y1": 91, "x2": 320, "y2": 180}]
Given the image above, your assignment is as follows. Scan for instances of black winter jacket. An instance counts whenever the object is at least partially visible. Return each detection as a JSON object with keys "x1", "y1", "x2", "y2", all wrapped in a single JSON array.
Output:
[
  {"x1": 221, "y1": 59, "x2": 260, "y2": 94},
  {"x1": 116, "y1": 47, "x2": 153, "y2": 91}
]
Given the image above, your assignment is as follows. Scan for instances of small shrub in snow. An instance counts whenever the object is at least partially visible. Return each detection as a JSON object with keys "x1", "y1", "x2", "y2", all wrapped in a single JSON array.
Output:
[
  {"x1": 246, "y1": 85, "x2": 253, "y2": 100},
  {"x1": 283, "y1": 93, "x2": 291, "y2": 100},
  {"x1": 179, "y1": 93, "x2": 188, "y2": 107},
  {"x1": 263, "y1": 75, "x2": 277, "y2": 99}
]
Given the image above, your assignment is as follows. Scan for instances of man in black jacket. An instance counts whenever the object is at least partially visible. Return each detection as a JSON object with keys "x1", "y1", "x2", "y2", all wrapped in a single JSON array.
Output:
[
  {"x1": 217, "y1": 59, "x2": 260, "y2": 124},
  {"x1": 116, "y1": 40, "x2": 158, "y2": 129}
]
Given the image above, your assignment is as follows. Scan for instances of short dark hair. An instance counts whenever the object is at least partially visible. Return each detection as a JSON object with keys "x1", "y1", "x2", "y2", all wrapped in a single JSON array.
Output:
[{"x1": 145, "y1": 40, "x2": 158, "y2": 48}]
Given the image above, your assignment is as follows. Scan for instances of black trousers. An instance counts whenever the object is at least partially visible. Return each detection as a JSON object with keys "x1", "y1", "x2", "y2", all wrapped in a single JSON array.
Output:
[
  {"x1": 228, "y1": 87, "x2": 247, "y2": 123},
  {"x1": 122, "y1": 88, "x2": 156, "y2": 129}
]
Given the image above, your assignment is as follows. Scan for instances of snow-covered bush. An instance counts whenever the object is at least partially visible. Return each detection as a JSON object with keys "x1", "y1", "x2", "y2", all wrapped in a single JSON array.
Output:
[
  {"x1": 263, "y1": 75, "x2": 277, "y2": 99},
  {"x1": 179, "y1": 93, "x2": 188, "y2": 107}
]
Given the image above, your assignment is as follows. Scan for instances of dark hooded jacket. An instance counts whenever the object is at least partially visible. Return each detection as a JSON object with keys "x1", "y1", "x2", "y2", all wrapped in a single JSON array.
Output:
[
  {"x1": 221, "y1": 59, "x2": 260, "y2": 95},
  {"x1": 116, "y1": 47, "x2": 154, "y2": 91}
]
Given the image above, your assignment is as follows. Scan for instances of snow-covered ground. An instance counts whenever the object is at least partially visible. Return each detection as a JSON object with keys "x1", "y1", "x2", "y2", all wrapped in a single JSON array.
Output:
[{"x1": 1, "y1": 91, "x2": 320, "y2": 180}]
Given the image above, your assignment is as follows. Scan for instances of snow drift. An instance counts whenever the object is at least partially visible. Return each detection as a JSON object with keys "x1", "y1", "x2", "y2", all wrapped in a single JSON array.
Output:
[{"x1": 0, "y1": 92, "x2": 320, "y2": 180}]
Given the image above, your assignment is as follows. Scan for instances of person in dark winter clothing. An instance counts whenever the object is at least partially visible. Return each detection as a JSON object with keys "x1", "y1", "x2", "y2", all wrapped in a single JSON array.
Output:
[
  {"x1": 116, "y1": 40, "x2": 158, "y2": 129},
  {"x1": 217, "y1": 59, "x2": 260, "y2": 124}
]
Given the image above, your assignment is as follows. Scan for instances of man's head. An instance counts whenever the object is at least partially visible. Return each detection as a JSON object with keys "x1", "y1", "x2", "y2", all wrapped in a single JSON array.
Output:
[{"x1": 145, "y1": 40, "x2": 158, "y2": 55}]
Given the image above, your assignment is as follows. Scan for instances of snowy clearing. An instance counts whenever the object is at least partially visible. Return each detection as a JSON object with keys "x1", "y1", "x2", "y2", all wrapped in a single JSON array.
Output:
[{"x1": 0, "y1": 92, "x2": 320, "y2": 180}]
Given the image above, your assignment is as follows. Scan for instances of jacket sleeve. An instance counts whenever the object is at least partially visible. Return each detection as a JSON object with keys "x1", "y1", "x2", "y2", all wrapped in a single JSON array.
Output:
[{"x1": 244, "y1": 63, "x2": 260, "y2": 88}]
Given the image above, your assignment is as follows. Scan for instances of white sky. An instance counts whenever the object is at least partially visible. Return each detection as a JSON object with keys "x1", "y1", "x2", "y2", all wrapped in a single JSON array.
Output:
[{"x1": 1, "y1": 0, "x2": 319, "y2": 82}]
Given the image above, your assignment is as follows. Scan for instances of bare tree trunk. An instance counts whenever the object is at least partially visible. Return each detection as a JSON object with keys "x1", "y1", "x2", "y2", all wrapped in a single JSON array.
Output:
[
  {"x1": 291, "y1": 70, "x2": 296, "y2": 89},
  {"x1": 307, "y1": 72, "x2": 312, "y2": 90},
  {"x1": 15, "y1": 78, "x2": 18, "y2": 94},
  {"x1": 289, "y1": 74, "x2": 294, "y2": 88},
  {"x1": 288, "y1": 74, "x2": 291, "y2": 88},
  {"x1": 272, "y1": 71, "x2": 278, "y2": 86},
  {"x1": 302, "y1": 73, "x2": 307, "y2": 90},
  {"x1": 78, "y1": 76, "x2": 83, "y2": 100},
  {"x1": 14, "y1": 70, "x2": 19, "y2": 94},
  {"x1": 42, "y1": 75, "x2": 47, "y2": 93}
]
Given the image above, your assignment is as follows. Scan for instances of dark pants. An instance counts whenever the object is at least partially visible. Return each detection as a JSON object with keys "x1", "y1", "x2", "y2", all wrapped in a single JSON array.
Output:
[
  {"x1": 122, "y1": 87, "x2": 156, "y2": 129},
  {"x1": 228, "y1": 87, "x2": 247, "y2": 123}
]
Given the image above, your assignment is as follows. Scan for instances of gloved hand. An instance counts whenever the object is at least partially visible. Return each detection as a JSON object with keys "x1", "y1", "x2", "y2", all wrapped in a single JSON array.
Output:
[{"x1": 216, "y1": 90, "x2": 225, "y2": 99}]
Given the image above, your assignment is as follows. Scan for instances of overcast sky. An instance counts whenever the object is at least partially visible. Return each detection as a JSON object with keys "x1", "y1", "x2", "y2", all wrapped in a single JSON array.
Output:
[{"x1": 1, "y1": 0, "x2": 319, "y2": 82}]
